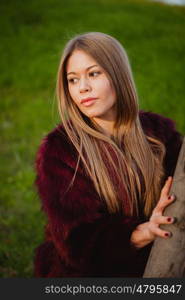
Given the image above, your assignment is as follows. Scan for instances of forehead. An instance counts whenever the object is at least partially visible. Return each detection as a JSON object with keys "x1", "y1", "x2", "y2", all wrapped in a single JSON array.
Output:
[{"x1": 66, "y1": 50, "x2": 98, "y2": 73}]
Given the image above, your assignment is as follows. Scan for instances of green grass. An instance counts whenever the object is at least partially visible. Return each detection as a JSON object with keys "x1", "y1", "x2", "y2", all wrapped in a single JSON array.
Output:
[{"x1": 0, "y1": 0, "x2": 185, "y2": 277}]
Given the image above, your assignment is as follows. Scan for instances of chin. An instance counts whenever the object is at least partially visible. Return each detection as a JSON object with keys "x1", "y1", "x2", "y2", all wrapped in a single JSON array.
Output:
[
  {"x1": 86, "y1": 110, "x2": 104, "y2": 118},
  {"x1": 82, "y1": 112, "x2": 98, "y2": 119}
]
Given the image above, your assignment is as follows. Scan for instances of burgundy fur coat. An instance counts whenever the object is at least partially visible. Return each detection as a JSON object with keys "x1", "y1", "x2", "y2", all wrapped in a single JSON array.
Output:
[{"x1": 33, "y1": 111, "x2": 182, "y2": 277}]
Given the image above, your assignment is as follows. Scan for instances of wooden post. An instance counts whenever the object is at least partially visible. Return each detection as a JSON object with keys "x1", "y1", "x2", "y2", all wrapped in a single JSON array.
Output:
[{"x1": 143, "y1": 136, "x2": 185, "y2": 278}]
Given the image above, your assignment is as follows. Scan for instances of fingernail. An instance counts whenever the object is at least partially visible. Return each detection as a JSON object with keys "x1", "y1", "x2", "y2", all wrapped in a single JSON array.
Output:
[
  {"x1": 168, "y1": 194, "x2": 175, "y2": 200},
  {"x1": 167, "y1": 217, "x2": 173, "y2": 223},
  {"x1": 164, "y1": 232, "x2": 171, "y2": 237}
]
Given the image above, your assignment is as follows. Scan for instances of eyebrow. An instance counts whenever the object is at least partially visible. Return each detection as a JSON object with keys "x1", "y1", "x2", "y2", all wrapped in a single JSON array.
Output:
[{"x1": 67, "y1": 64, "x2": 98, "y2": 76}]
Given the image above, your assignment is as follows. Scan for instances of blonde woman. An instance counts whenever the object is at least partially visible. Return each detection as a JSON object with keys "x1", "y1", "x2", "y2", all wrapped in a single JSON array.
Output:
[{"x1": 34, "y1": 32, "x2": 182, "y2": 277}]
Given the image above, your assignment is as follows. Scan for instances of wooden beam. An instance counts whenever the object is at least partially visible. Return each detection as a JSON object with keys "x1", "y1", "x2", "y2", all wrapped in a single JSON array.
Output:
[{"x1": 143, "y1": 136, "x2": 185, "y2": 277}]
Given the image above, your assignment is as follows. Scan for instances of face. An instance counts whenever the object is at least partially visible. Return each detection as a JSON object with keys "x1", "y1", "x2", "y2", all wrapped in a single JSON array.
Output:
[{"x1": 66, "y1": 50, "x2": 117, "y2": 122}]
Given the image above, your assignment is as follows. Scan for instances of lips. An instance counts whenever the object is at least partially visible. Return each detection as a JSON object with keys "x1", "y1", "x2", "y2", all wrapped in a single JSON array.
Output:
[{"x1": 81, "y1": 97, "x2": 98, "y2": 104}]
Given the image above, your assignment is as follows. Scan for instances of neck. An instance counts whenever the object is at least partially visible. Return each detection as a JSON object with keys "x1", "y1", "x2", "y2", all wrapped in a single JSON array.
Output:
[{"x1": 91, "y1": 117, "x2": 115, "y2": 138}]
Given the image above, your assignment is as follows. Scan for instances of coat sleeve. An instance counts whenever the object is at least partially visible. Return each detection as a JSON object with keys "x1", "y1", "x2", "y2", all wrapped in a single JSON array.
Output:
[{"x1": 34, "y1": 133, "x2": 145, "y2": 277}]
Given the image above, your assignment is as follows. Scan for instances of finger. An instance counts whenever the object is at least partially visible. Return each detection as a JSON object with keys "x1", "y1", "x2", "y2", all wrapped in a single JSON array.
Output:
[
  {"x1": 152, "y1": 227, "x2": 172, "y2": 239},
  {"x1": 155, "y1": 177, "x2": 172, "y2": 211},
  {"x1": 160, "y1": 176, "x2": 173, "y2": 198},
  {"x1": 150, "y1": 215, "x2": 175, "y2": 225},
  {"x1": 154, "y1": 193, "x2": 176, "y2": 214}
]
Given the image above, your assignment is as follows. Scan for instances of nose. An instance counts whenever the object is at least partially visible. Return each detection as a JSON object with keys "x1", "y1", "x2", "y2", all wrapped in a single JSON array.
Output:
[{"x1": 79, "y1": 77, "x2": 91, "y2": 93}]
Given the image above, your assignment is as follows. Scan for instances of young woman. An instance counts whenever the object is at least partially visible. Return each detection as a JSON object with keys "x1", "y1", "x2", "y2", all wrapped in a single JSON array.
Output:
[{"x1": 34, "y1": 32, "x2": 182, "y2": 277}]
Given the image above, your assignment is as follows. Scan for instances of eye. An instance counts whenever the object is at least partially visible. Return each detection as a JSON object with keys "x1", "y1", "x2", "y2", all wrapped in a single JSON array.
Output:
[
  {"x1": 89, "y1": 71, "x2": 101, "y2": 77},
  {"x1": 67, "y1": 77, "x2": 79, "y2": 84}
]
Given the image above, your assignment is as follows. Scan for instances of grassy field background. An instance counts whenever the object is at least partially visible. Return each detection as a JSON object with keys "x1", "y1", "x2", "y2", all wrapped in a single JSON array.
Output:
[{"x1": 0, "y1": 0, "x2": 185, "y2": 277}]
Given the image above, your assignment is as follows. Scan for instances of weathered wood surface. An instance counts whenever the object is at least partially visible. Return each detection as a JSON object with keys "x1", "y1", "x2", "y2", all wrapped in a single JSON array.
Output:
[{"x1": 143, "y1": 136, "x2": 185, "y2": 278}]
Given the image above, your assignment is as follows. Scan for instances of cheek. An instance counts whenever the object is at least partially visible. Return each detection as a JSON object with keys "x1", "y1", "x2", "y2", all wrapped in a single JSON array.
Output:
[
  {"x1": 98, "y1": 79, "x2": 114, "y2": 96},
  {"x1": 100, "y1": 80, "x2": 116, "y2": 103},
  {"x1": 68, "y1": 85, "x2": 78, "y2": 104}
]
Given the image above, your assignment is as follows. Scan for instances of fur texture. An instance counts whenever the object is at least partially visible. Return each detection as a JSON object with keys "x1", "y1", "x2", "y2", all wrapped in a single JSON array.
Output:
[{"x1": 33, "y1": 111, "x2": 182, "y2": 277}]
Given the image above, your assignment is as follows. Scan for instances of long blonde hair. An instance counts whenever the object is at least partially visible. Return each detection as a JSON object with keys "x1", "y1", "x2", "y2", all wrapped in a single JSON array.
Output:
[{"x1": 56, "y1": 32, "x2": 165, "y2": 218}]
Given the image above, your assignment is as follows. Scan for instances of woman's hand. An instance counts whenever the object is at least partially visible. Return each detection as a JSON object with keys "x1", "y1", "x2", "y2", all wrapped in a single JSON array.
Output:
[{"x1": 130, "y1": 176, "x2": 176, "y2": 249}]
